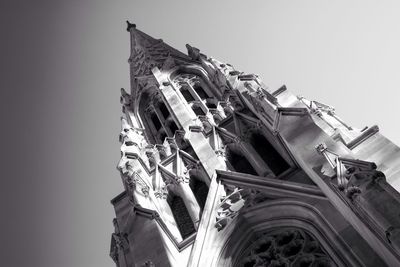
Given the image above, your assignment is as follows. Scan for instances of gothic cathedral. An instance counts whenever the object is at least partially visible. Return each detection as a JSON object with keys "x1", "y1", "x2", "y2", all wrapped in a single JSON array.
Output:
[{"x1": 110, "y1": 22, "x2": 400, "y2": 267}]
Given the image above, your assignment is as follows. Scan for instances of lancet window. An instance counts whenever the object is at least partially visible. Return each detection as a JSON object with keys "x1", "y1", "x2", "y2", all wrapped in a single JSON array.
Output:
[
  {"x1": 189, "y1": 174, "x2": 209, "y2": 210},
  {"x1": 138, "y1": 90, "x2": 181, "y2": 144},
  {"x1": 167, "y1": 193, "x2": 196, "y2": 239},
  {"x1": 173, "y1": 73, "x2": 216, "y2": 118}
]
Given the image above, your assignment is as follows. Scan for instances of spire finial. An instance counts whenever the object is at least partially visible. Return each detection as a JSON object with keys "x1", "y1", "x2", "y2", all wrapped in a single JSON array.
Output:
[{"x1": 126, "y1": 21, "x2": 136, "y2": 32}]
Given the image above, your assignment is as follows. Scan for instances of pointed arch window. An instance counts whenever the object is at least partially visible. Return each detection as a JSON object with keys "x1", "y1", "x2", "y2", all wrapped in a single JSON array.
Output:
[
  {"x1": 174, "y1": 74, "x2": 216, "y2": 118},
  {"x1": 189, "y1": 177, "x2": 209, "y2": 210},
  {"x1": 138, "y1": 89, "x2": 181, "y2": 144},
  {"x1": 167, "y1": 194, "x2": 196, "y2": 239}
]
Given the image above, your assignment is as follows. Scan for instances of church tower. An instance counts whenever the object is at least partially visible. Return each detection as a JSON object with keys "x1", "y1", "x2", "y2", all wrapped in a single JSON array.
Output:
[{"x1": 110, "y1": 22, "x2": 400, "y2": 267}]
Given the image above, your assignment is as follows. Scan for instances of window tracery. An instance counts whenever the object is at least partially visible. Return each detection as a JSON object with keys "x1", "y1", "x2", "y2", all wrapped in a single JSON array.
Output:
[
  {"x1": 173, "y1": 73, "x2": 216, "y2": 119},
  {"x1": 138, "y1": 90, "x2": 181, "y2": 144},
  {"x1": 167, "y1": 193, "x2": 196, "y2": 239},
  {"x1": 238, "y1": 228, "x2": 334, "y2": 267}
]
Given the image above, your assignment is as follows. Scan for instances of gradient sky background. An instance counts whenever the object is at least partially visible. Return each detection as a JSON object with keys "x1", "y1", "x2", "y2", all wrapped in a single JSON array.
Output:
[{"x1": 2, "y1": 1, "x2": 400, "y2": 266}]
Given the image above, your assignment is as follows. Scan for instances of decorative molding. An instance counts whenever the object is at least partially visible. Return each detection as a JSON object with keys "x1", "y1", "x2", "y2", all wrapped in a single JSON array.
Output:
[
  {"x1": 347, "y1": 125, "x2": 379, "y2": 150},
  {"x1": 215, "y1": 188, "x2": 246, "y2": 231},
  {"x1": 120, "y1": 87, "x2": 132, "y2": 109},
  {"x1": 123, "y1": 167, "x2": 150, "y2": 198},
  {"x1": 244, "y1": 81, "x2": 278, "y2": 104},
  {"x1": 216, "y1": 170, "x2": 325, "y2": 200},
  {"x1": 272, "y1": 85, "x2": 287, "y2": 97},
  {"x1": 215, "y1": 148, "x2": 226, "y2": 158},
  {"x1": 336, "y1": 157, "x2": 385, "y2": 199},
  {"x1": 298, "y1": 96, "x2": 358, "y2": 132},
  {"x1": 315, "y1": 143, "x2": 338, "y2": 169}
]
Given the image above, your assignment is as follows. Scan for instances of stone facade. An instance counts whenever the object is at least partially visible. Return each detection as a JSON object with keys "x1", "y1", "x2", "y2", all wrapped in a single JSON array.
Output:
[{"x1": 110, "y1": 22, "x2": 400, "y2": 267}]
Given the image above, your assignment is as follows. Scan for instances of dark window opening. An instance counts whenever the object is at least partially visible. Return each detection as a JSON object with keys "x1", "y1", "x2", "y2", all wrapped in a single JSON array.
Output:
[
  {"x1": 168, "y1": 195, "x2": 196, "y2": 239},
  {"x1": 193, "y1": 84, "x2": 209, "y2": 100},
  {"x1": 189, "y1": 178, "x2": 209, "y2": 210},
  {"x1": 181, "y1": 88, "x2": 195, "y2": 102},
  {"x1": 159, "y1": 131, "x2": 167, "y2": 143},
  {"x1": 169, "y1": 121, "x2": 178, "y2": 135},
  {"x1": 206, "y1": 102, "x2": 217, "y2": 108},
  {"x1": 159, "y1": 103, "x2": 170, "y2": 119},
  {"x1": 250, "y1": 133, "x2": 290, "y2": 176},
  {"x1": 192, "y1": 106, "x2": 205, "y2": 116},
  {"x1": 150, "y1": 113, "x2": 162, "y2": 130},
  {"x1": 227, "y1": 150, "x2": 258, "y2": 175}
]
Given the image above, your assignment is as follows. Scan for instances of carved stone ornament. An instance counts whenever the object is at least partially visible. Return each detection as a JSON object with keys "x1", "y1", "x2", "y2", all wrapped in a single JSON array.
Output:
[
  {"x1": 142, "y1": 260, "x2": 155, "y2": 267},
  {"x1": 298, "y1": 96, "x2": 335, "y2": 116},
  {"x1": 198, "y1": 115, "x2": 213, "y2": 134},
  {"x1": 186, "y1": 44, "x2": 201, "y2": 61},
  {"x1": 215, "y1": 187, "x2": 272, "y2": 231},
  {"x1": 336, "y1": 157, "x2": 384, "y2": 199},
  {"x1": 111, "y1": 232, "x2": 130, "y2": 259},
  {"x1": 255, "y1": 87, "x2": 267, "y2": 99},
  {"x1": 176, "y1": 175, "x2": 190, "y2": 184},
  {"x1": 215, "y1": 147, "x2": 226, "y2": 158},
  {"x1": 110, "y1": 234, "x2": 120, "y2": 264},
  {"x1": 154, "y1": 185, "x2": 168, "y2": 199},
  {"x1": 126, "y1": 167, "x2": 150, "y2": 198},
  {"x1": 119, "y1": 117, "x2": 145, "y2": 148},
  {"x1": 238, "y1": 228, "x2": 334, "y2": 267},
  {"x1": 215, "y1": 188, "x2": 246, "y2": 231},
  {"x1": 224, "y1": 135, "x2": 243, "y2": 146},
  {"x1": 120, "y1": 88, "x2": 132, "y2": 107},
  {"x1": 174, "y1": 130, "x2": 189, "y2": 150},
  {"x1": 316, "y1": 143, "x2": 385, "y2": 200}
]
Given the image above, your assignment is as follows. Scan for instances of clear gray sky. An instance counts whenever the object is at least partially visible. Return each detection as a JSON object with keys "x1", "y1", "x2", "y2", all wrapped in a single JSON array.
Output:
[{"x1": 2, "y1": 1, "x2": 400, "y2": 267}]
